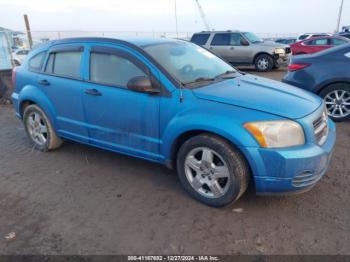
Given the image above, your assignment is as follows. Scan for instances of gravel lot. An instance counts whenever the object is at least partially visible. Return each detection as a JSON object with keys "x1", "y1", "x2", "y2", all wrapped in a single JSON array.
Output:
[{"x1": 1, "y1": 69, "x2": 349, "y2": 255}]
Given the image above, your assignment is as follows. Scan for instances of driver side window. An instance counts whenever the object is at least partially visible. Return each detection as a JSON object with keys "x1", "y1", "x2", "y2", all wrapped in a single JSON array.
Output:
[{"x1": 90, "y1": 51, "x2": 147, "y2": 88}]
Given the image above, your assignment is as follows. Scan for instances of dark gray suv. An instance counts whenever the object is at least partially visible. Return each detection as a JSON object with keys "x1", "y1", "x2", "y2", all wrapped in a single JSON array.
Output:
[{"x1": 191, "y1": 30, "x2": 291, "y2": 72}]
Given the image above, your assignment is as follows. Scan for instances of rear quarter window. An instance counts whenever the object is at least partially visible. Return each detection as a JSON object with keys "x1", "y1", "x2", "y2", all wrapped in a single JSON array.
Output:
[
  {"x1": 191, "y1": 34, "x2": 210, "y2": 45},
  {"x1": 28, "y1": 51, "x2": 46, "y2": 72}
]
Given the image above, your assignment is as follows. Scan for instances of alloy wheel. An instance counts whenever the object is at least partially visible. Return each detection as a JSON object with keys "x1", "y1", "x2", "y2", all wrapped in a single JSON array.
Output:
[
  {"x1": 184, "y1": 147, "x2": 231, "y2": 199},
  {"x1": 324, "y1": 90, "x2": 350, "y2": 119},
  {"x1": 26, "y1": 112, "x2": 48, "y2": 146},
  {"x1": 257, "y1": 58, "x2": 269, "y2": 70}
]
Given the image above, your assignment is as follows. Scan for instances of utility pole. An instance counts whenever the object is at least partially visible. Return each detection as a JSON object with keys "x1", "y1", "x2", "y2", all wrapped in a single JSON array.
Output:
[
  {"x1": 336, "y1": 0, "x2": 344, "y2": 32},
  {"x1": 24, "y1": 14, "x2": 33, "y2": 49},
  {"x1": 174, "y1": 0, "x2": 179, "y2": 38}
]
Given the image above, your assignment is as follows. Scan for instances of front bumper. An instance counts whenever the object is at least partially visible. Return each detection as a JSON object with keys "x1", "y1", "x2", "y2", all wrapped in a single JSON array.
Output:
[
  {"x1": 240, "y1": 119, "x2": 336, "y2": 195},
  {"x1": 273, "y1": 53, "x2": 290, "y2": 65}
]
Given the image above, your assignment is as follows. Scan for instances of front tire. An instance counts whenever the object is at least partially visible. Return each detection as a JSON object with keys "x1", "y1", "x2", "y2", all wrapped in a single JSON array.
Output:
[
  {"x1": 254, "y1": 54, "x2": 274, "y2": 72},
  {"x1": 23, "y1": 104, "x2": 63, "y2": 151},
  {"x1": 176, "y1": 134, "x2": 250, "y2": 207},
  {"x1": 320, "y1": 83, "x2": 350, "y2": 122}
]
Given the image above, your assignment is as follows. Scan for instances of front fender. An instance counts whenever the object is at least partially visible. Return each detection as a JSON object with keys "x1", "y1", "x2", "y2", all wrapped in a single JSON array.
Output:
[
  {"x1": 160, "y1": 107, "x2": 262, "y2": 160},
  {"x1": 17, "y1": 85, "x2": 58, "y2": 129}
]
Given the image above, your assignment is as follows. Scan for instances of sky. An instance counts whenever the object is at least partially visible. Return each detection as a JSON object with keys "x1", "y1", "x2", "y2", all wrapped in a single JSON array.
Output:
[{"x1": 0, "y1": 0, "x2": 349, "y2": 35}]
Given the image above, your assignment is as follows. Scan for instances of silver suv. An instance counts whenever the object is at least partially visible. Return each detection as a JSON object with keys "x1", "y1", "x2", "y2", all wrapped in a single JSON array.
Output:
[{"x1": 190, "y1": 30, "x2": 291, "y2": 72}]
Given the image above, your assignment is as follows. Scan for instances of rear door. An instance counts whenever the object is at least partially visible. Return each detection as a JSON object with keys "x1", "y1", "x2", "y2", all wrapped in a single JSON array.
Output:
[
  {"x1": 81, "y1": 45, "x2": 161, "y2": 161},
  {"x1": 39, "y1": 44, "x2": 88, "y2": 142}
]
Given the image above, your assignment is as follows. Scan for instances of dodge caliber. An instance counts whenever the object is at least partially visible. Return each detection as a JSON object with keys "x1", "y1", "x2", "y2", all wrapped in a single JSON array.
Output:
[{"x1": 12, "y1": 38, "x2": 336, "y2": 207}]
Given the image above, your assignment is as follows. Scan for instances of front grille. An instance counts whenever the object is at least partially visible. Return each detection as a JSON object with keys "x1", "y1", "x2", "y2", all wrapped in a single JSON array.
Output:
[
  {"x1": 313, "y1": 111, "x2": 328, "y2": 145},
  {"x1": 292, "y1": 171, "x2": 321, "y2": 187},
  {"x1": 285, "y1": 47, "x2": 291, "y2": 54}
]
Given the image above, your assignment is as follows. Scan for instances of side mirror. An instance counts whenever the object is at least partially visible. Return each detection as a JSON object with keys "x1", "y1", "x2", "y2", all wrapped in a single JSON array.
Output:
[
  {"x1": 240, "y1": 38, "x2": 250, "y2": 46},
  {"x1": 127, "y1": 76, "x2": 160, "y2": 94}
]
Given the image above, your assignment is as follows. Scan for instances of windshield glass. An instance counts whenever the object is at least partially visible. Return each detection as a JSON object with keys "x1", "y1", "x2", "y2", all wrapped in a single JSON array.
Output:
[
  {"x1": 242, "y1": 32, "x2": 263, "y2": 43},
  {"x1": 142, "y1": 41, "x2": 237, "y2": 86}
]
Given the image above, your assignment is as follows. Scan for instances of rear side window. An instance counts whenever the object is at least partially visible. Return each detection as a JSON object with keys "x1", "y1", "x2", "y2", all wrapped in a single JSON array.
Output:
[
  {"x1": 45, "y1": 51, "x2": 82, "y2": 79},
  {"x1": 311, "y1": 39, "x2": 329, "y2": 45},
  {"x1": 90, "y1": 52, "x2": 147, "y2": 87},
  {"x1": 191, "y1": 34, "x2": 210, "y2": 45},
  {"x1": 211, "y1": 33, "x2": 230, "y2": 46},
  {"x1": 28, "y1": 51, "x2": 46, "y2": 72},
  {"x1": 331, "y1": 38, "x2": 348, "y2": 45}
]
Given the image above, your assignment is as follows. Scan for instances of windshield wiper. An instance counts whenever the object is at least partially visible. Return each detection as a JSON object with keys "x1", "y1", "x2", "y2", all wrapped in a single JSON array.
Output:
[
  {"x1": 183, "y1": 77, "x2": 216, "y2": 86},
  {"x1": 214, "y1": 70, "x2": 240, "y2": 79}
]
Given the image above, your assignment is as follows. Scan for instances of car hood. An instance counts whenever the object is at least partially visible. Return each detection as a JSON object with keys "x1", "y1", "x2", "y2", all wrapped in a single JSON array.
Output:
[
  {"x1": 192, "y1": 74, "x2": 322, "y2": 119},
  {"x1": 255, "y1": 41, "x2": 288, "y2": 48}
]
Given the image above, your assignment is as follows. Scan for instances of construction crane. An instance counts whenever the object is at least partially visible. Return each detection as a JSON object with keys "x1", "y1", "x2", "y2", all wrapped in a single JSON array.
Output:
[{"x1": 195, "y1": 0, "x2": 211, "y2": 31}]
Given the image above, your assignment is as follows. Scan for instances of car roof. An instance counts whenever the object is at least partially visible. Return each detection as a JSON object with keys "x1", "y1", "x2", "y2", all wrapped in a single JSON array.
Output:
[
  {"x1": 303, "y1": 35, "x2": 350, "y2": 42},
  {"x1": 194, "y1": 30, "x2": 241, "y2": 34},
  {"x1": 35, "y1": 37, "x2": 181, "y2": 50}
]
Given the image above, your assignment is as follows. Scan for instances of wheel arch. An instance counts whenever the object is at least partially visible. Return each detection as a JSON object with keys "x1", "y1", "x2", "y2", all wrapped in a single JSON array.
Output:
[
  {"x1": 167, "y1": 129, "x2": 253, "y2": 174},
  {"x1": 316, "y1": 80, "x2": 350, "y2": 95},
  {"x1": 18, "y1": 85, "x2": 58, "y2": 129},
  {"x1": 19, "y1": 100, "x2": 35, "y2": 117}
]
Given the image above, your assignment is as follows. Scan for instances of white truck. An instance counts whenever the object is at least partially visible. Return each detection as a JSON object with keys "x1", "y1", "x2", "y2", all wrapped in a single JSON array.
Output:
[{"x1": 0, "y1": 31, "x2": 13, "y2": 103}]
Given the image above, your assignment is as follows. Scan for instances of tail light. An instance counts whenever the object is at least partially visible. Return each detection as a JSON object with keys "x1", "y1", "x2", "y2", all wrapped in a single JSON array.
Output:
[
  {"x1": 12, "y1": 66, "x2": 17, "y2": 87},
  {"x1": 288, "y1": 63, "x2": 311, "y2": 71}
]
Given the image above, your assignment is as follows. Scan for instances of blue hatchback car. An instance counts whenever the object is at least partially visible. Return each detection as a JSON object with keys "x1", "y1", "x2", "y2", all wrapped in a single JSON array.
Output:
[{"x1": 12, "y1": 37, "x2": 336, "y2": 207}]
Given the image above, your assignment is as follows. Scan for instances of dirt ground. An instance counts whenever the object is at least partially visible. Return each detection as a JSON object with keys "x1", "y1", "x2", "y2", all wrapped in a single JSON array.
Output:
[{"x1": 0, "y1": 69, "x2": 349, "y2": 255}]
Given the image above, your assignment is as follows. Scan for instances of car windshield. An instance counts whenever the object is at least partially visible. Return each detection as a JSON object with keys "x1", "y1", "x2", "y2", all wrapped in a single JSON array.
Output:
[
  {"x1": 142, "y1": 41, "x2": 238, "y2": 87},
  {"x1": 242, "y1": 32, "x2": 263, "y2": 43}
]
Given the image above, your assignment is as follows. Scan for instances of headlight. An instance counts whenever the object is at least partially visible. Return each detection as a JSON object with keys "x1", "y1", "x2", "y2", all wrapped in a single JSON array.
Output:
[
  {"x1": 244, "y1": 120, "x2": 305, "y2": 148},
  {"x1": 274, "y1": 48, "x2": 286, "y2": 54}
]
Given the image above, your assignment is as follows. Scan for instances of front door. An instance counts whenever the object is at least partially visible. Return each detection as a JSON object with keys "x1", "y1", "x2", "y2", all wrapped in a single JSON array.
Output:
[{"x1": 82, "y1": 46, "x2": 161, "y2": 161}]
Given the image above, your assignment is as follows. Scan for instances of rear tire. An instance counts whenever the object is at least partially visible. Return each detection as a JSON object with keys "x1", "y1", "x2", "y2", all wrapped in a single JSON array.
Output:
[
  {"x1": 254, "y1": 54, "x2": 274, "y2": 72},
  {"x1": 23, "y1": 104, "x2": 63, "y2": 151},
  {"x1": 320, "y1": 83, "x2": 350, "y2": 122},
  {"x1": 176, "y1": 134, "x2": 250, "y2": 207}
]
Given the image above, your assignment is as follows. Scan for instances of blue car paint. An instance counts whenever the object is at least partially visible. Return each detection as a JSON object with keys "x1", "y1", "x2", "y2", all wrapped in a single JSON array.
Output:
[
  {"x1": 12, "y1": 37, "x2": 336, "y2": 194},
  {"x1": 282, "y1": 44, "x2": 350, "y2": 94}
]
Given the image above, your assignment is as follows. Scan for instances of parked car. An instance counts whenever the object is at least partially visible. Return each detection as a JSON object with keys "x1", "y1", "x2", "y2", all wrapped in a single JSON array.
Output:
[
  {"x1": 275, "y1": 38, "x2": 297, "y2": 45},
  {"x1": 12, "y1": 37, "x2": 335, "y2": 207},
  {"x1": 335, "y1": 32, "x2": 350, "y2": 39},
  {"x1": 290, "y1": 36, "x2": 349, "y2": 55},
  {"x1": 12, "y1": 48, "x2": 30, "y2": 65},
  {"x1": 283, "y1": 44, "x2": 350, "y2": 122},
  {"x1": 296, "y1": 33, "x2": 331, "y2": 42},
  {"x1": 190, "y1": 30, "x2": 291, "y2": 72}
]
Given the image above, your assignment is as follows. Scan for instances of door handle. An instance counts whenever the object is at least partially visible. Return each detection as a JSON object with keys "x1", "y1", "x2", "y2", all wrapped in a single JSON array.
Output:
[
  {"x1": 38, "y1": 79, "x2": 50, "y2": 86},
  {"x1": 85, "y1": 88, "x2": 102, "y2": 96},
  {"x1": 229, "y1": 47, "x2": 235, "y2": 50}
]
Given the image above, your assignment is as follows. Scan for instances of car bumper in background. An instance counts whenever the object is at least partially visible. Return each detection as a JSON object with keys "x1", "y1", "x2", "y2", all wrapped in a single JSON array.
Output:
[
  {"x1": 241, "y1": 119, "x2": 336, "y2": 195},
  {"x1": 274, "y1": 53, "x2": 290, "y2": 65}
]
